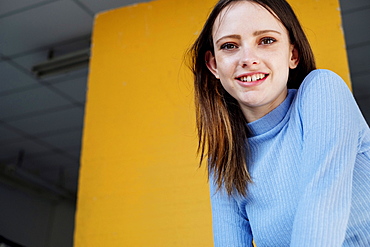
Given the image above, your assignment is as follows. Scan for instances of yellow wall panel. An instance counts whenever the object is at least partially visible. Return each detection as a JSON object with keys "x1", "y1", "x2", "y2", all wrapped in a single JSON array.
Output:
[
  {"x1": 75, "y1": 0, "x2": 349, "y2": 246},
  {"x1": 288, "y1": 0, "x2": 351, "y2": 86}
]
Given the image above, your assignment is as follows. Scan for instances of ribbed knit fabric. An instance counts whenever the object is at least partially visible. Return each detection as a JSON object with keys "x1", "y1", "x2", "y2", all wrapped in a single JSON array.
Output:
[{"x1": 210, "y1": 70, "x2": 370, "y2": 247}]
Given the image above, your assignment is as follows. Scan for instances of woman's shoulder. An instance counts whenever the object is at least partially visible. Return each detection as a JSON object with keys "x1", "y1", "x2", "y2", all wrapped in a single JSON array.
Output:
[
  {"x1": 299, "y1": 69, "x2": 349, "y2": 93},
  {"x1": 296, "y1": 69, "x2": 352, "y2": 104},
  {"x1": 294, "y1": 69, "x2": 366, "y2": 129}
]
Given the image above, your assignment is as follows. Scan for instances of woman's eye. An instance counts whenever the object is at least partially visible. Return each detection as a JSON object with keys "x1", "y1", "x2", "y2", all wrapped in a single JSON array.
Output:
[
  {"x1": 220, "y1": 43, "x2": 237, "y2": 50},
  {"x1": 260, "y1": 37, "x2": 276, "y2": 45}
]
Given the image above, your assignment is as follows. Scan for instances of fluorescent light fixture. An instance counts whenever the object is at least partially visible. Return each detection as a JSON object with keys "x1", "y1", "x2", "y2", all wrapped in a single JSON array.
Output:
[{"x1": 32, "y1": 48, "x2": 90, "y2": 78}]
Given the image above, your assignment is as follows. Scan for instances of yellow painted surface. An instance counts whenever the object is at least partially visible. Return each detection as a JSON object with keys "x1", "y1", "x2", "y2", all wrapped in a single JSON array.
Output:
[
  {"x1": 74, "y1": 0, "x2": 350, "y2": 246},
  {"x1": 288, "y1": 0, "x2": 351, "y2": 88}
]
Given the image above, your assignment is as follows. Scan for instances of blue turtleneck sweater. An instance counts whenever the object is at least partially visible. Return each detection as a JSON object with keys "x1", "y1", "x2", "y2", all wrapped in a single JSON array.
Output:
[{"x1": 210, "y1": 69, "x2": 370, "y2": 246}]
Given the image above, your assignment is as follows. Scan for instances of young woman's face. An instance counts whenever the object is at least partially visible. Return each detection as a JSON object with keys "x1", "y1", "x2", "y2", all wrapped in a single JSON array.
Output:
[{"x1": 206, "y1": 1, "x2": 299, "y2": 122}]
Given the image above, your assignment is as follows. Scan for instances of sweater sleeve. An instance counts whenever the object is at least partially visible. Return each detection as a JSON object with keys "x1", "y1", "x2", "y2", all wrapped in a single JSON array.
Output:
[
  {"x1": 209, "y1": 177, "x2": 254, "y2": 247},
  {"x1": 291, "y1": 70, "x2": 361, "y2": 246}
]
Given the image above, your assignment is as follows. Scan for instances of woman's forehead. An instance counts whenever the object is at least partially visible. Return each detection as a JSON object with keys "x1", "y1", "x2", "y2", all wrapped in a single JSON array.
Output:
[{"x1": 212, "y1": 1, "x2": 286, "y2": 37}]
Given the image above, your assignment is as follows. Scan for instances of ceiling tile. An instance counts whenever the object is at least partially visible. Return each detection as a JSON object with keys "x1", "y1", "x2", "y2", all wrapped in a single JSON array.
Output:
[
  {"x1": 12, "y1": 49, "x2": 51, "y2": 74},
  {"x1": 0, "y1": 1, "x2": 93, "y2": 56},
  {"x1": 79, "y1": 0, "x2": 151, "y2": 14},
  {"x1": 0, "y1": 61, "x2": 38, "y2": 93},
  {"x1": 40, "y1": 129, "x2": 83, "y2": 150},
  {"x1": 0, "y1": 0, "x2": 51, "y2": 16},
  {"x1": 6, "y1": 107, "x2": 84, "y2": 135},
  {"x1": 51, "y1": 74, "x2": 88, "y2": 103},
  {"x1": 0, "y1": 125, "x2": 23, "y2": 142},
  {"x1": 0, "y1": 86, "x2": 72, "y2": 119}
]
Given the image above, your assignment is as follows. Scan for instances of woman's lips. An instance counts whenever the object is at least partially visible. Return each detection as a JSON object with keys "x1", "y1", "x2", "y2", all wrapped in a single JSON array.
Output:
[{"x1": 235, "y1": 73, "x2": 269, "y2": 86}]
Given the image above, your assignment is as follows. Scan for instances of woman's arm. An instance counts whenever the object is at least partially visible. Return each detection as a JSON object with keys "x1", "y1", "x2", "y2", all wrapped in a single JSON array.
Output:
[
  {"x1": 210, "y1": 178, "x2": 254, "y2": 247},
  {"x1": 291, "y1": 70, "x2": 362, "y2": 246}
]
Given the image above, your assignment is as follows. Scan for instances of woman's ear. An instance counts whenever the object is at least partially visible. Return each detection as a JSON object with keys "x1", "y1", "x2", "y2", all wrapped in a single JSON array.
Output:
[
  {"x1": 205, "y1": 50, "x2": 220, "y2": 79},
  {"x1": 289, "y1": 46, "x2": 299, "y2": 69}
]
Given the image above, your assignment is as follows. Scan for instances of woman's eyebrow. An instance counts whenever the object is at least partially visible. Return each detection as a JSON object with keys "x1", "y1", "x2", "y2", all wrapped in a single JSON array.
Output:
[
  {"x1": 215, "y1": 34, "x2": 241, "y2": 45},
  {"x1": 253, "y1": 30, "x2": 282, "y2": 36},
  {"x1": 215, "y1": 30, "x2": 282, "y2": 44}
]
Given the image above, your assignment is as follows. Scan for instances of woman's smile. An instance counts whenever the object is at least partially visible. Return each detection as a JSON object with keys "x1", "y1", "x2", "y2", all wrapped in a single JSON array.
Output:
[
  {"x1": 235, "y1": 73, "x2": 269, "y2": 87},
  {"x1": 237, "y1": 73, "x2": 268, "y2": 83}
]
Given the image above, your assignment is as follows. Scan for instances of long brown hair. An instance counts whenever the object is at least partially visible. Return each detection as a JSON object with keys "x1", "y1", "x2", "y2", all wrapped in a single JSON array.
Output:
[{"x1": 189, "y1": 0, "x2": 316, "y2": 196}]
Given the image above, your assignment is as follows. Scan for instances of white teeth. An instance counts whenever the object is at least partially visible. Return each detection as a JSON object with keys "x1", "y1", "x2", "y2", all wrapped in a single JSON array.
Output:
[{"x1": 239, "y1": 73, "x2": 266, "y2": 82}]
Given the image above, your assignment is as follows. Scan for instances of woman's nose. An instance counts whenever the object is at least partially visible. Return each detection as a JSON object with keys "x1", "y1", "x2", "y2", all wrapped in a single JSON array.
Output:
[{"x1": 239, "y1": 47, "x2": 259, "y2": 67}]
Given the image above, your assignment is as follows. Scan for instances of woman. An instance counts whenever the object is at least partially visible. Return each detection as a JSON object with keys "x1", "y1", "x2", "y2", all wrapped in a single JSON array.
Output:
[{"x1": 189, "y1": 0, "x2": 370, "y2": 246}]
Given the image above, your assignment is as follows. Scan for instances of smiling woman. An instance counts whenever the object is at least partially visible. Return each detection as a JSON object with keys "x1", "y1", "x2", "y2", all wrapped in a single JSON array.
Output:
[{"x1": 189, "y1": 0, "x2": 370, "y2": 246}]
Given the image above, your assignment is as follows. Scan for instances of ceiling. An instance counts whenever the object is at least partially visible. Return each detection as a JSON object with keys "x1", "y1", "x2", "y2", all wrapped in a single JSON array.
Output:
[
  {"x1": 0, "y1": 0, "x2": 369, "y2": 200},
  {"x1": 0, "y1": 0, "x2": 149, "y2": 200}
]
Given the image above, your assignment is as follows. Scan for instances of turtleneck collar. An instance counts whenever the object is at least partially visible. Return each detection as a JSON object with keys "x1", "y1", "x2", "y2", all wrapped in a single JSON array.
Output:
[{"x1": 247, "y1": 89, "x2": 297, "y2": 137}]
